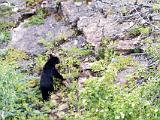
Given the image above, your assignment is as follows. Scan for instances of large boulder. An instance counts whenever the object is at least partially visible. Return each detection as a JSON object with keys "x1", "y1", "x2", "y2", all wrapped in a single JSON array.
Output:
[
  {"x1": 77, "y1": 13, "x2": 134, "y2": 47},
  {"x1": 10, "y1": 16, "x2": 74, "y2": 55},
  {"x1": 61, "y1": 0, "x2": 94, "y2": 23}
]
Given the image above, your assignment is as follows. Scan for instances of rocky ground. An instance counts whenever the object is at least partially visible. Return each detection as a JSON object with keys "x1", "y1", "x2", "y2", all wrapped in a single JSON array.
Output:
[
  {"x1": 0, "y1": 0, "x2": 160, "y2": 119},
  {"x1": 0, "y1": 0, "x2": 157, "y2": 54}
]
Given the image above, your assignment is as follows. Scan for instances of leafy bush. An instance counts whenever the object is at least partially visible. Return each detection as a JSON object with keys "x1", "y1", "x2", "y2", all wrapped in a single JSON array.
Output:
[
  {"x1": 26, "y1": 9, "x2": 46, "y2": 26},
  {"x1": 128, "y1": 26, "x2": 151, "y2": 38},
  {"x1": 65, "y1": 36, "x2": 160, "y2": 120},
  {"x1": 0, "y1": 22, "x2": 15, "y2": 43},
  {"x1": 0, "y1": 59, "x2": 54, "y2": 119},
  {"x1": 153, "y1": 3, "x2": 160, "y2": 12},
  {"x1": 0, "y1": 31, "x2": 10, "y2": 43},
  {"x1": 0, "y1": 5, "x2": 12, "y2": 16},
  {"x1": 26, "y1": 0, "x2": 43, "y2": 7},
  {"x1": 5, "y1": 49, "x2": 29, "y2": 62},
  {"x1": 38, "y1": 33, "x2": 67, "y2": 50},
  {"x1": 65, "y1": 55, "x2": 160, "y2": 120},
  {"x1": 33, "y1": 54, "x2": 47, "y2": 73}
]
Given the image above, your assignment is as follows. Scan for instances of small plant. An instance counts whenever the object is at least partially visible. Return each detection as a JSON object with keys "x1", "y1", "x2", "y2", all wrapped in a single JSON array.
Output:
[
  {"x1": 0, "y1": 49, "x2": 8, "y2": 57},
  {"x1": 5, "y1": 49, "x2": 29, "y2": 62},
  {"x1": 133, "y1": 48, "x2": 143, "y2": 53},
  {"x1": 139, "y1": 27, "x2": 151, "y2": 35},
  {"x1": 0, "y1": 4, "x2": 12, "y2": 16},
  {"x1": 33, "y1": 54, "x2": 47, "y2": 73},
  {"x1": 57, "y1": 46, "x2": 93, "y2": 80},
  {"x1": 128, "y1": 26, "x2": 151, "y2": 38},
  {"x1": 0, "y1": 59, "x2": 54, "y2": 119},
  {"x1": 0, "y1": 22, "x2": 15, "y2": 43},
  {"x1": 90, "y1": 60, "x2": 106, "y2": 72},
  {"x1": 145, "y1": 43, "x2": 160, "y2": 60},
  {"x1": 38, "y1": 33, "x2": 67, "y2": 50},
  {"x1": 97, "y1": 37, "x2": 116, "y2": 62},
  {"x1": 51, "y1": 33, "x2": 67, "y2": 48},
  {"x1": 144, "y1": 38, "x2": 153, "y2": 45},
  {"x1": 0, "y1": 22, "x2": 15, "y2": 31},
  {"x1": 129, "y1": 27, "x2": 141, "y2": 38},
  {"x1": 26, "y1": 9, "x2": 46, "y2": 26},
  {"x1": 26, "y1": 0, "x2": 43, "y2": 7},
  {"x1": 0, "y1": 31, "x2": 10, "y2": 43},
  {"x1": 59, "y1": 48, "x2": 81, "y2": 80},
  {"x1": 153, "y1": 3, "x2": 160, "y2": 12},
  {"x1": 65, "y1": 55, "x2": 159, "y2": 120}
]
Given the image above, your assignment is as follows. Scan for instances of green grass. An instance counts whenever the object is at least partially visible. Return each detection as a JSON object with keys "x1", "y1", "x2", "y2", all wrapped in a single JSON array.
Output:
[
  {"x1": 26, "y1": 0, "x2": 43, "y2": 7},
  {"x1": 64, "y1": 37, "x2": 160, "y2": 120},
  {"x1": 128, "y1": 26, "x2": 151, "y2": 38},
  {"x1": 0, "y1": 6, "x2": 15, "y2": 43},
  {"x1": 0, "y1": 31, "x2": 10, "y2": 43},
  {"x1": 0, "y1": 58, "x2": 54, "y2": 119},
  {"x1": 0, "y1": 22, "x2": 15, "y2": 44},
  {"x1": 0, "y1": 37, "x2": 159, "y2": 120},
  {"x1": 65, "y1": 56, "x2": 160, "y2": 120},
  {"x1": 0, "y1": 5, "x2": 12, "y2": 16},
  {"x1": 26, "y1": 9, "x2": 46, "y2": 26}
]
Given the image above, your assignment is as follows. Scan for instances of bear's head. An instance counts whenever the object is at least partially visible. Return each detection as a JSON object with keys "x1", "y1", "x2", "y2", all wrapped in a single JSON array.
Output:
[{"x1": 48, "y1": 54, "x2": 60, "y2": 65}]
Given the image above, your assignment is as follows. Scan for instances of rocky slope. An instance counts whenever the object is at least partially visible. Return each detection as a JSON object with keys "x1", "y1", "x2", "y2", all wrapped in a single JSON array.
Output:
[{"x1": 0, "y1": 0, "x2": 160, "y2": 119}]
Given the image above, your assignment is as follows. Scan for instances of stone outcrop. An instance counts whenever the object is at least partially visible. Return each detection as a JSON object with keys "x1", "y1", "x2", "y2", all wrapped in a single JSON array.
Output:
[{"x1": 10, "y1": 16, "x2": 74, "y2": 55}]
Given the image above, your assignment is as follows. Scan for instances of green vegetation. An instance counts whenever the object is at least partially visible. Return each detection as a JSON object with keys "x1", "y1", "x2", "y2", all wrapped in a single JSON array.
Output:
[
  {"x1": 145, "y1": 39, "x2": 160, "y2": 60},
  {"x1": 67, "y1": 77, "x2": 159, "y2": 119},
  {"x1": 0, "y1": 22, "x2": 15, "y2": 43},
  {"x1": 63, "y1": 36, "x2": 160, "y2": 119},
  {"x1": 1, "y1": 34, "x2": 159, "y2": 119},
  {"x1": 0, "y1": 22, "x2": 15, "y2": 31},
  {"x1": 5, "y1": 49, "x2": 29, "y2": 62},
  {"x1": 128, "y1": 26, "x2": 151, "y2": 37},
  {"x1": 38, "y1": 33, "x2": 68, "y2": 50},
  {"x1": 65, "y1": 39, "x2": 160, "y2": 119},
  {"x1": 0, "y1": 31, "x2": 10, "y2": 43},
  {"x1": 0, "y1": 1, "x2": 160, "y2": 119},
  {"x1": 59, "y1": 45, "x2": 93, "y2": 80},
  {"x1": 26, "y1": 9, "x2": 46, "y2": 26},
  {"x1": 26, "y1": 0, "x2": 43, "y2": 7},
  {"x1": 0, "y1": 5, "x2": 12, "y2": 16},
  {"x1": 0, "y1": 51, "x2": 56, "y2": 119},
  {"x1": 153, "y1": 3, "x2": 160, "y2": 12},
  {"x1": 0, "y1": 5, "x2": 14, "y2": 44},
  {"x1": 33, "y1": 54, "x2": 47, "y2": 73},
  {"x1": 90, "y1": 37, "x2": 116, "y2": 73}
]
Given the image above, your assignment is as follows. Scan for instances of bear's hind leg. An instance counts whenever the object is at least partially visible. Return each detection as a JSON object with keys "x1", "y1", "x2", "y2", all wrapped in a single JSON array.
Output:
[{"x1": 41, "y1": 88, "x2": 49, "y2": 101}]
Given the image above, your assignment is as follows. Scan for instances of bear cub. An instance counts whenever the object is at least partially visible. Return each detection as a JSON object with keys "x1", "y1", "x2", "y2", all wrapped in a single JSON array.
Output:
[{"x1": 40, "y1": 54, "x2": 64, "y2": 101}]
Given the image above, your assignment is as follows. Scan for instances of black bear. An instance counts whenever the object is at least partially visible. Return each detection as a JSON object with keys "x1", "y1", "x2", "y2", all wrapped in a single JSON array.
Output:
[{"x1": 40, "y1": 54, "x2": 64, "y2": 101}]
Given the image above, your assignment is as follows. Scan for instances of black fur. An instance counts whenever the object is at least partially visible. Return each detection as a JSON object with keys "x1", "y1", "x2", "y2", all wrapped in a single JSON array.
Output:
[{"x1": 40, "y1": 54, "x2": 63, "y2": 101}]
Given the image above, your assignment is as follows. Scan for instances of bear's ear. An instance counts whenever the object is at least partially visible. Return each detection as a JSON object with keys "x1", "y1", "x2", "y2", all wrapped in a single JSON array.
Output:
[
  {"x1": 54, "y1": 57, "x2": 60, "y2": 64},
  {"x1": 49, "y1": 54, "x2": 53, "y2": 59}
]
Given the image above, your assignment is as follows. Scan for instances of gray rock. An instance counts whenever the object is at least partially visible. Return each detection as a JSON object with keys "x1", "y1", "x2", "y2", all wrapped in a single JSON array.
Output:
[
  {"x1": 117, "y1": 66, "x2": 135, "y2": 84},
  {"x1": 10, "y1": 16, "x2": 74, "y2": 55},
  {"x1": 114, "y1": 36, "x2": 141, "y2": 53},
  {"x1": 41, "y1": 0, "x2": 59, "y2": 14},
  {"x1": 5, "y1": 0, "x2": 151, "y2": 56},
  {"x1": 80, "y1": 62, "x2": 93, "y2": 70},
  {"x1": 77, "y1": 13, "x2": 103, "y2": 47},
  {"x1": 0, "y1": 0, "x2": 26, "y2": 13},
  {"x1": 61, "y1": 0, "x2": 94, "y2": 23},
  {"x1": 58, "y1": 103, "x2": 68, "y2": 111},
  {"x1": 8, "y1": 0, "x2": 26, "y2": 10},
  {"x1": 0, "y1": 3, "x2": 20, "y2": 23},
  {"x1": 117, "y1": 53, "x2": 150, "y2": 84},
  {"x1": 132, "y1": 53, "x2": 149, "y2": 67},
  {"x1": 77, "y1": 12, "x2": 134, "y2": 47},
  {"x1": 61, "y1": 36, "x2": 86, "y2": 50}
]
